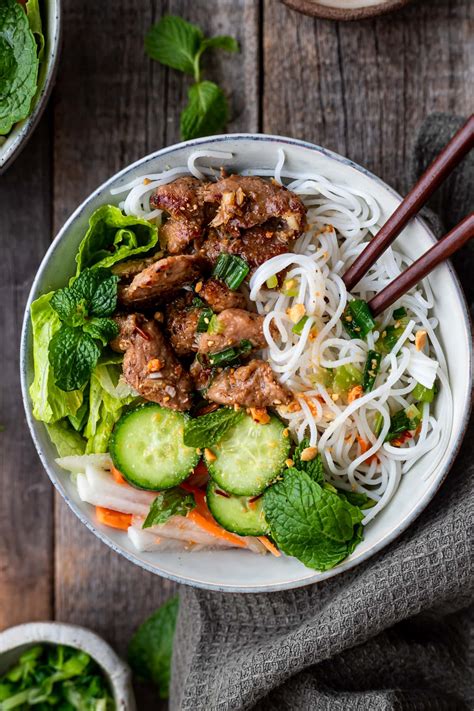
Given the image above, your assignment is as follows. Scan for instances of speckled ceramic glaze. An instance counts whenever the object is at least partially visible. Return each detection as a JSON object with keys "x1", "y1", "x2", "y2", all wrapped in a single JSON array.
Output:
[
  {"x1": 0, "y1": 0, "x2": 61, "y2": 173},
  {"x1": 282, "y1": 0, "x2": 413, "y2": 21},
  {"x1": 0, "y1": 623, "x2": 135, "y2": 710},
  {"x1": 20, "y1": 134, "x2": 472, "y2": 592}
]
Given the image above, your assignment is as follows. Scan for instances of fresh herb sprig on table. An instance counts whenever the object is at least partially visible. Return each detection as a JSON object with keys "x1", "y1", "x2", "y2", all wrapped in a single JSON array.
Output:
[
  {"x1": 48, "y1": 268, "x2": 119, "y2": 391},
  {"x1": 0, "y1": 643, "x2": 114, "y2": 709},
  {"x1": 145, "y1": 15, "x2": 239, "y2": 140}
]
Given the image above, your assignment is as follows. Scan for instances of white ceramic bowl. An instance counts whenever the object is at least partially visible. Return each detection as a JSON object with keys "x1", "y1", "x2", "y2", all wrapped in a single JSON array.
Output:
[
  {"x1": 0, "y1": 622, "x2": 135, "y2": 710},
  {"x1": 20, "y1": 135, "x2": 472, "y2": 592},
  {"x1": 0, "y1": 0, "x2": 61, "y2": 173}
]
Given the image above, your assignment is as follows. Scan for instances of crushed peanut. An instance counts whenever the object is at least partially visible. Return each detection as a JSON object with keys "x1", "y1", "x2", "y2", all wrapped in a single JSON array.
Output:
[
  {"x1": 143, "y1": 177, "x2": 151, "y2": 185},
  {"x1": 331, "y1": 393, "x2": 340, "y2": 402},
  {"x1": 300, "y1": 446, "x2": 318, "y2": 462},
  {"x1": 195, "y1": 281, "x2": 203, "y2": 293},
  {"x1": 415, "y1": 330, "x2": 427, "y2": 351},
  {"x1": 285, "y1": 458, "x2": 294, "y2": 468},
  {"x1": 287, "y1": 303, "x2": 306, "y2": 323},
  {"x1": 347, "y1": 385, "x2": 363, "y2": 403},
  {"x1": 248, "y1": 407, "x2": 270, "y2": 425},
  {"x1": 282, "y1": 428, "x2": 290, "y2": 438},
  {"x1": 147, "y1": 358, "x2": 163, "y2": 373},
  {"x1": 286, "y1": 400, "x2": 302, "y2": 413},
  {"x1": 204, "y1": 448, "x2": 217, "y2": 462}
]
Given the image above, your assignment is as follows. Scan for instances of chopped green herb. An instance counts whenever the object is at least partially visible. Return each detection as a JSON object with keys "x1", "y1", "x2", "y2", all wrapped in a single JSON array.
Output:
[
  {"x1": 143, "y1": 488, "x2": 195, "y2": 528},
  {"x1": 292, "y1": 315, "x2": 309, "y2": 335},
  {"x1": 373, "y1": 412, "x2": 384, "y2": 437},
  {"x1": 393, "y1": 306, "x2": 407, "y2": 319},
  {"x1": 183, "y1": 407, "x2": 244, "y2": 448},
  {"x1": 191, "y1": 296, "x2": 205, "y2": 308},
  {"x1": 333, "y1": 364, "x2": 363, "y2": 394},
  {"x1": 207, "y1": 314, "x2": 225, "y2": 335},
  {"x1": 196, "y1": 307, "x2": 213, "y2": 332},
  {"x1": 376, "y1": 317, "x2": 409, "y2": 354},
  {"x1": 266, "y1": 275, "x2": 278, "y2": 289},
  {"x1": 385, "y1": 405, "x2": 421, "y2": 442},
  {"x1": 213, "y1": 253, "x2": 249, "y2": 289},
  {"x1": 207, "y1": 339, "x2": 253, "y2": 367},
  {"x1": 362, "y1": 350, "x2": 382, "y2": 392},
  {"x1": 412, "y1": 381, "x2": 435, "y2": 403},
  {"x1": 342, "y1": 299, "x2": 376, "y2": 339}
]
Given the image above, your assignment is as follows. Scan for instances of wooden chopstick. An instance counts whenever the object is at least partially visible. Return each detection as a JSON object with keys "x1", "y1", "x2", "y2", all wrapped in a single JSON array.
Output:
[
  {"x1": 368, "y1": 213, "x2": 474, "y2": 316},
  {"x1": 342, "y1": 114, "x2": 474, "y2": 292}
]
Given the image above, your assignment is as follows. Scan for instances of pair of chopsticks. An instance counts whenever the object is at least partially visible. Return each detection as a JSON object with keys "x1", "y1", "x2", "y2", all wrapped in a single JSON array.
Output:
[{"x1": 342, "y1": 114, "x2": 474, "y2": 316}]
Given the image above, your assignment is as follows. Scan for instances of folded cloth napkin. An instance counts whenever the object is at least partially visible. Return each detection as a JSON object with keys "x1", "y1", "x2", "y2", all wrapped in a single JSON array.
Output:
[{"x1": 170, "y1": 115, "x2": 474, "y2": 711}]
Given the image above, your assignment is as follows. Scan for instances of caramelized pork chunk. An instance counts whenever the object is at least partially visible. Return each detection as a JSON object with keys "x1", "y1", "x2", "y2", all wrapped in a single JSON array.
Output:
[
  {"x1": 197, "y1": 308, "x2": 267, "y2": 355},
  {"x1": 201, "y1": 175, "x2": 306, "y2": 240},
  {"x1": 199, "y1": 277, "x2": 247, "y2": 312},
  {"x1": 110, "y1": 313, "x2": 193, "y2": 411},
  {"x1": 206, "y1": 360, "x2": 292, "y2": 408},
  {"x1": 165, "y1": 293, "x2": 201, "y2": 357},
  {"x1": 150, "y1": 177, "x2": 207, "y2": 253},
  {"x1": 111, "y1": 254, "x2": 163, "y2": 283},
  {"x1": 201, "y1": 226, "x2": 290, "y2": 275},
  {"x1": 119, "y1": 254, "x2": 206, "y2": 308}
]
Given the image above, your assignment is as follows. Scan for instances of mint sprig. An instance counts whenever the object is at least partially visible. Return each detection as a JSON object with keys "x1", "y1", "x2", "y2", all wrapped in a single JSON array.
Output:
[
  {"x1": 183, "y1": 407, "x2": 244, "y2": 448},
  {"x1": 143, "y1": 488, "x2": 196, "y2": 529},
  {"x1": 48, "y1": 268, "x2": 119, "y2": 392},
  {"x1": 145, "y1": 15, "x2": 238, "y2": 140}
]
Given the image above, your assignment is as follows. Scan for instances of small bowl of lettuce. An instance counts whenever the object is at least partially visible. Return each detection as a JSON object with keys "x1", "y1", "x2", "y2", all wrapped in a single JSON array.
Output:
[
  {"x1": 0, "y1": 622, "x2": 136, "y2": 709},
  {"x1": 0, "y1": 0, "x2": 61, "y2": 173}
]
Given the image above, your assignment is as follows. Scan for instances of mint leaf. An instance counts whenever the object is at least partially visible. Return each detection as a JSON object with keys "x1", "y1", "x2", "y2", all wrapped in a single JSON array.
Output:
[
  {"x1": 181, "y1": 80, "x2": 228, "y2": 140},
  {"x1": 50, "y1": 288, "x2": 84, "y2": 326},
  {"x1": 143, "y1": 488, "x2": 195, "y2": 529},
  {"x1": 72, "y1": 268, "x2": 118, "y2": 317},
  {"x1": 339, "y1": 491, "x2": 376, "y2": 509},
  {"x1": 145, "y1": 15, "x2": 203, "y2": 76},
  {"x1": 200, "y1": 35, "x2": 239, "y2": 53},
  {"x1": 0, "y1": 0, "x2": 39, "y2": 135},
  {"x1": 183, "y1": 407, "x2": 243, "y2": 448},
  {"x1": 128, "y1": 596, "x2": 179, "y2": 700},
  {"x1": 83, "y1": 317, "x2": 119, "y2": 346},
  {"x1": 263, "y1": 469, "x2": 364, "y2": 571},
  {"x1": 293, "y1": 439, "x2": 324, "y2": 484},
  {"x1": 49, "y1": 327, "x2": 101, "y2": 391}
]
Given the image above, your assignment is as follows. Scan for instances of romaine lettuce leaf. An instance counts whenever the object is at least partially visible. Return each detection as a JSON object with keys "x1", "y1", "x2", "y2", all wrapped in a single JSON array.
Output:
[
  {"x1": 83, "y1": 355, "x2": 137, "y2": 453},
  {"x1": 29, "y1": 293, "x2": 84, "y2": 424},
  {"x1": 45, "y1": 420, "x2": 86, "y2": 457},
  {"x1": 0, "y1": 0, "x2": 39, "y2": 135},
  {"x1": 26, "y1": 0, "x2": 44, "y2": 61},
  {"x1": 75, "y1": 205, "x2": 159, "y2": 275}
]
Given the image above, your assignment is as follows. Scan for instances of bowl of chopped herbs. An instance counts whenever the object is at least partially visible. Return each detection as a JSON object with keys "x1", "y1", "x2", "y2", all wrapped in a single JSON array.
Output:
[
  {"x1": 0, "y1": 622, "x2": 135, "y2": 709},
  {"x1": 0, "y1": 0, "x2": 61, "y2": 173}
]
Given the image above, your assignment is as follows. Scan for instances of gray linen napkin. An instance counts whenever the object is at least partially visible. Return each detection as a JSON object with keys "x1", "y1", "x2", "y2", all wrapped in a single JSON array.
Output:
[{"x1": 170, "y1": 115, "x2": 474, "y2": 711}]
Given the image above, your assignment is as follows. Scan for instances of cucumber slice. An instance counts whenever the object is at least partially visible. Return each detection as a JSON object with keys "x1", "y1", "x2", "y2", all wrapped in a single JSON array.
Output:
[
  {"x1": 110, "y1": 404, "x2": 199, "y2": 490},
  {"x1": 205, "y1": 413, "x2": 290, "y2": 496},
  {"x1": 207, "y1": 481, "x2": 269, "y2": 536}
]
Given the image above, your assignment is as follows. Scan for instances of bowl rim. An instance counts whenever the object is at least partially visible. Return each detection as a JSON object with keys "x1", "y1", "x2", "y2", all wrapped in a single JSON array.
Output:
[
  {"x1": 0, "y1": 0, "x2": 62, "y2": 174},
  {"x1": 281, "y1": 0, "x2": 413, "y2": 21},
  {"x1": 0, "y1": 622, "x2": 135, "y2": 710},
  {"x1": 20, "y1": 132, "x2": 473, "y2": 593}
]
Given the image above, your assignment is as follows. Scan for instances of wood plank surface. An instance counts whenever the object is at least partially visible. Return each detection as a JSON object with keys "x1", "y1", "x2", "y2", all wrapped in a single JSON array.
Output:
[
  {"x1": 0, "y1": 118, "x2": 54, "y2": 628},
  {"x1": 0, "y1": 0, "x2": 472, "y2": 708}
]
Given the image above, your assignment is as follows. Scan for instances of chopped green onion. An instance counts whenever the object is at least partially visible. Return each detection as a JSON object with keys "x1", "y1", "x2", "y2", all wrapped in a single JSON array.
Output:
[
  {"x1": 393, "y1": 306, "x2": 407, "y2": 319},
  {"x1": 196, "y1": 307, "x2": 213, "y2": 333},
  {"x1": 342, "y1": 299, "x2": 376, "y2": 339},
  {"x1": 292, "y1": 315, "x2": 309, "y2": 335},
  {"x1": 208, "y1": 339, "x2": 253, "y2": 367},
  {"x1": 213, "y1": 254, "x2": 249, "y2": 290},
  {"x1": 281, "y1": 278, "x2": 299, "y2": 297},
  {"x1": 333, "y1": 364, "x2": 363, "y2": 394},
  {"x1": 412, "y1": 382, "x2": 435, "y2": 403},
  {"x1": 362, "y1": 350, "x2": 382, "y2": 392},
  {"x1": 373, "y1": 412, "x2": 384, "y2": 437},
  {"x1": 192, "y1": 296, "x2": 205, "y2": 308},
  {"x1": 266, "y1": 275, "x2": 278, "y2": 289},
  {"x1": 376, "y1": 317, "x2": 409, "y2": 354},
  {"x1": 309, "y1": 366, "x2": 334, "y2": 388},
  {"x1": 207, "y1": 314, "x2": 225, "y2": 335},
  {"x1": 385, "y1": 405, "x2": 421, "y2": 442}
]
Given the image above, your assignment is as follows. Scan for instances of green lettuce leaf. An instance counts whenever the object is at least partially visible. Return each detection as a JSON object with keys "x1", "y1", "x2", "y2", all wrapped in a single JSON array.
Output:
[
  {"x1": 26, "y1": 0, "x2": 44, "y2": 61},
  {"x1": 29, "y1": 293, "x2": 84, "y2": 424},
  {"x1": 263, "y1": 468, "x2": 364, "y2": 571},
  {"x1": 84, "y1": 356, "x2": 137, "y2": 454},
  {"x1": 45, "y1": 420, "x2": 86, "y2": 458},
  {"x1": 75, "y1": 205, "x2": 158, "y2": 275},
  {"x1": 128, "y1": 596, "x2": 179, "y2": 700},
  {"x1": 0, "y1": 0, "x2": 39, "y2": 135}
]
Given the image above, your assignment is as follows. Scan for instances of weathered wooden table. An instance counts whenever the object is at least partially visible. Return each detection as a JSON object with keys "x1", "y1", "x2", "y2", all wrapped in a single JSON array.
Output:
[{"x1": 1, "y1": 0, "x2": 472, "y2": 706}]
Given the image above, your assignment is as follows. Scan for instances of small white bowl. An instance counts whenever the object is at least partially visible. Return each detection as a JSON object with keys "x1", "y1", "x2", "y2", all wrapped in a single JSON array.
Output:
[
  {"x1": 20, "y1": 134, "x2": 472, "y2": 592},
  {"x1": 0, "y1": 622, "x2": 135, "y2": 710},
  {"x1": 0, "y1": 0, "x2": 62, "y2": 173}
]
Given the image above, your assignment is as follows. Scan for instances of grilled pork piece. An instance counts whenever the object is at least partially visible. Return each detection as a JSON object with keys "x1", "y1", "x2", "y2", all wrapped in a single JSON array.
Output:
[
  {"x1": 200, "y1": 175, "x2": 306, "y2": 240},
  {"x1": 197, "y1": 308, "x2": 267, "y2": 355},
  {"x1": 199, "y1": 277, "x2": 247, "y2": 312},
  {"x1": 201, "y1": 226, "x2": 290, "y2": 275},
  {"x1": 110, "y1": 313, "x2": 193, "y2": 411},
  {"x1": 165, "y1": 293, "x2": 201, "y2": 357},
  {"x1": 119, "y1": 254, "x2": 206, "y2": 307},
  {"x1": 150, "y1": 177, "x2": 207, "y2": 254},
  {"x1": 206, "y1": 360, "x2": 292, "y2": 408}
]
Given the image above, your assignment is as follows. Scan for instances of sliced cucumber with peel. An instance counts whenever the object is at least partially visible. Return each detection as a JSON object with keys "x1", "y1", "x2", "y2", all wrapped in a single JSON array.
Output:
[
  {"x1": 207, "y1": 480, "x2": 269, "y2": 536},
  {"x1": 205, "y1": 413, "x2": 290, "y2": 496},
  {"x1": 110, "y1": 404, "x2": 199, "y2": 490}
]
